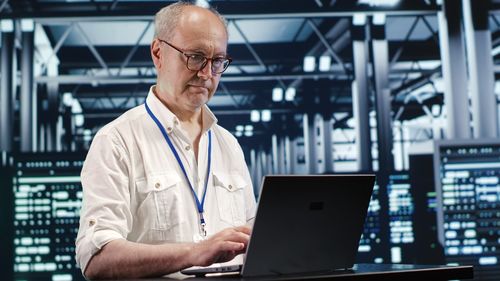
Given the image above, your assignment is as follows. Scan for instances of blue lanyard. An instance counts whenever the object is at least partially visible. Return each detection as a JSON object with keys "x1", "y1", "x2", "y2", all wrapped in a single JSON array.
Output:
[{"x1": 145, "y1": 102, "x2": 212, "y2": 237}]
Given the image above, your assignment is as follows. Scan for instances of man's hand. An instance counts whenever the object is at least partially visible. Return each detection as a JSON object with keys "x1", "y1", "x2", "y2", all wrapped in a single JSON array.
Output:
[{"x1": 189, "y1": 226, "x2": 252, "y2": 267}]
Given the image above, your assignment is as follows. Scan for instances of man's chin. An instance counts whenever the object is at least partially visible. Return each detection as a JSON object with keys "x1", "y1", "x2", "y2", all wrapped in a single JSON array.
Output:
[
  {"x1": 188, "y1": 97, "x2": 209, "y2": 109},
  {"x1": 188, "y1": 90, "x2": 211, "y2": 101}
]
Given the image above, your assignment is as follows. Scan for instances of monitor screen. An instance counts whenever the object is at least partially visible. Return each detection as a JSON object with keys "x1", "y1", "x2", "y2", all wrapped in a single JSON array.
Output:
[
  {"x1": 357, "y1": 169, "x2": 438, "y2": 265},
  {"x1": 387, "y1": 172, "x2": 414, "y2": 263},
  {"x1": 12, "y1": 153, "x2": 85, "y2": 281},
  {"x1": 356, "y1": 180, "x2": 385, "y2": 263},
  {"x1": 434, "y1": 139, "x2": 500, "y2": 280}
]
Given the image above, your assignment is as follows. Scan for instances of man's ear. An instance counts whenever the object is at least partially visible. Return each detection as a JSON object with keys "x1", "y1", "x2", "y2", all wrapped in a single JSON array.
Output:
[{"x1": 151, "y1": 39, "x2": 162, "y2": 70}]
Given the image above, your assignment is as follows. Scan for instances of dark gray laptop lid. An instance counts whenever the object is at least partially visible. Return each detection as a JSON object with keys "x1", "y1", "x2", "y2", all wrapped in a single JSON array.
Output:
[{"x1": 241, "y1": 174, "x2": 375, "y2": 277}]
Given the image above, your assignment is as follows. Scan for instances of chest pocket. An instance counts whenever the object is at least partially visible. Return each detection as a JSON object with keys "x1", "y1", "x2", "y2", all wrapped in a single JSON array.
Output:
[
  {"x1": 213, "y1": 172, "x2": 247, "y2": 226},
  {"x1": 136, "y1": 172, "x2": 185, "y2": 231}
]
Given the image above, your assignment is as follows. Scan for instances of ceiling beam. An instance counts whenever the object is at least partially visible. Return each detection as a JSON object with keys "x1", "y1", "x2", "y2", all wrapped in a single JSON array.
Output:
[
  {"x1": 35, "y1": 71, "x2": 350, "y2": 85},
  {"x1": 3, "y1": 0, "x2": 439, "y2": 21}
]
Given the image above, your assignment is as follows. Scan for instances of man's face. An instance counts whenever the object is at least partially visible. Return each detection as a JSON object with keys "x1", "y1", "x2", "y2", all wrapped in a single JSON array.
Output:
[{"x1": 153, "y1": 6, "x2": 228, "y2": 112}]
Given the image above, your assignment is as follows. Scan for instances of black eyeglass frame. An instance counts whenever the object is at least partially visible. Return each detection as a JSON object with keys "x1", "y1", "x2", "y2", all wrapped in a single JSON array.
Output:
[{"x1": 158, "y1": 39, "x2": 232, "y2": 74}]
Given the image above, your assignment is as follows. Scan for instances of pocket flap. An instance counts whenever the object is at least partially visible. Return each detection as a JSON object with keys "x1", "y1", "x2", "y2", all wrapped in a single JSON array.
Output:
[
  {"x1": 136, "y1": 172, "x2": 182, "y2": 193},
  {"x1": 213, "y1": 172, "x2": 246, "y2": 192}
]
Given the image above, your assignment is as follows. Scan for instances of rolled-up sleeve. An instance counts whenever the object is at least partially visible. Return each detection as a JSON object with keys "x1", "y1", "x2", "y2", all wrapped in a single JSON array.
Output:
[{"x1": 75, "y1": 131, "x2": 132, "y2": 274}]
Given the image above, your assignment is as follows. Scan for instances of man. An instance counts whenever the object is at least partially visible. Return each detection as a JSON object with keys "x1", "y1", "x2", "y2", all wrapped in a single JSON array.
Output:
[{"x1": 75, "y1": 2, "x2": 256, "y2": 279}]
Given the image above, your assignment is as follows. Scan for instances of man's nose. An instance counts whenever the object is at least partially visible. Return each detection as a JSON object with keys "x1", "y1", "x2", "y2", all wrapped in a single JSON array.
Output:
[{"x1": 197, "y1": 60, "x2": 213, "y2": 79}]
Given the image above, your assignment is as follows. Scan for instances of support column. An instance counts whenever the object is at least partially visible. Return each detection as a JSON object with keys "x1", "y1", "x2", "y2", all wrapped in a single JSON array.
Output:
[
  {"x1": 285, "y1": 136, "x2": 296, "y2": 174},
  {"x1": 0, "y1": 20, "x2": 14, "y2": 152},
  {"x1": 260, "y1": 150, "x2": 267, "y2": 177},
  {"x1": 254, "y1": 149, "x2": 264, "y2": 196},
  {"x1": 39, "y1": 123, "x2": 45, "y2": 152},
  {"x1": 250, "y1": 149, "x2": 257, "y2": 187},
  {"x1": 303, "y1": 113, "x2": 318, "y2": 174},
  {"x1": 371, "y1": 15, "x2": 394, "y2": 172},
  {"x1": 462, "y1": 0, "x2": 498, "y2": 138},
  {"x1": 271, "y1": 134, "x2": 278, "y2": 174},
  {"x1": 369, "y1": 16, "x2": 392, "y2": 263},
  {"x1": 302, "y1": 114, "x2": 310, "y2": 173},
  {"x1": 352, "y1": 14, "x2": 373, "y2": 171},
  {"x1": 266, "y1": 153, "x2": 273, "y2": 176},
  {"x1": 45, "y1": 122, "x2": 56, "y2": 152},
  {"x1": 62, "y1": 105, "x2": 73, "y2": 151},
  {"x1": 438, "y1": 0, "x2": 471, "y2": 139},
  {"x1": 46, "y1": 71, "x2": 60, "y2": 152},
  {"x1": 278, "y1": 136, "x2": 286, "y2": 174},
  {"x1": 20, "y1": 20, "x2": 36, "y2": 152},
  {"x1": 322, "y1": 114, "x2": 334, "y2": 173},
  {"x1": 56, "y1": 115, "x2": 64, "y2": 151},
  {"x1": 311, "y1": 115, "x2": 319, "y2": 173},
  {"x1": 315, "y1": 114, "x2": 325, "y2": 174}
]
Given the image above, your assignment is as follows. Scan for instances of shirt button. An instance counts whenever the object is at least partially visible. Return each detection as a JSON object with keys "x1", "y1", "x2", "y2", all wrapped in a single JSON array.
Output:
[
  {"x1": 185, "y1": 145, "x2": 191, "y2": 151},
  {"x1": 228, "y1": 184, "x2": 233, "y2": 190},
  {"x1": 155, "y1": 182, "x2": 161, "y2": 189},
  {"x1": 166, "y1": 127, "x2": 173, "y2": 133},
  {"x1": 89, "y1": 219, "x2": 96, "y2": 226},
  {"x1": 174, "y1": 120, "x2": 179, "y2": 125}
]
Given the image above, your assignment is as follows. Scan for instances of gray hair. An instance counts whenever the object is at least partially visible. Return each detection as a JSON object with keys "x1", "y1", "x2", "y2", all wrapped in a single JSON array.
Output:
[{"x1": 154, "y1": 1, "x2": 228, "y2": 41}]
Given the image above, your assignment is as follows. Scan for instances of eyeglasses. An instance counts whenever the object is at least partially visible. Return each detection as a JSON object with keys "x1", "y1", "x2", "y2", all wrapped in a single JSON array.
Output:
[{"x1": 158, "y1": 39, "x2": 232, "y2": 74}]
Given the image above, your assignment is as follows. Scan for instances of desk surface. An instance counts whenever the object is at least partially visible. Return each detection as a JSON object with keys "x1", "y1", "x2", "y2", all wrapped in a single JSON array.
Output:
[{"x1": 123, "y1": 263, "x2": 474, "y2": 281}]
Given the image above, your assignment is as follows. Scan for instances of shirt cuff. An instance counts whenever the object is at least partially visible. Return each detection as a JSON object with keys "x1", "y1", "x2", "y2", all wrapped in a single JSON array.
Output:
[
  {"x1": 92, "y1": 229, "x2": 125, "y2": 250},
  {"x1": 76, "y1": 229, "x2": 124, "y2": 277}
]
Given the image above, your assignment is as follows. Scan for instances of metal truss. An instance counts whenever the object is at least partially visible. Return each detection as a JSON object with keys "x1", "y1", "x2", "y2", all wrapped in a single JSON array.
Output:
[
  {"x1": 1, "y1": 1, "x2": 439, "y2": 21},
  {"x1": 9, "y1": 0, "x2": 448, "y2": 144},
  {"x1": 31, "y1": 14, "x2": 358, "y2": 122},
  {"x1": 390, "y1": 15, "x2": 437, "y2": 68},
  {"x1": 389, "y1": 14, "x2": 442, "y2": 119},
  {"x1": 307, "y1": 19, "x2": 348, "y2": 74}
]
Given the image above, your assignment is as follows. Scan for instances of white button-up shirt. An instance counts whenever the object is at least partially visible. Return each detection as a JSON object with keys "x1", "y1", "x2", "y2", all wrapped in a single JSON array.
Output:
[{"x1": 75, "y1": 86, "x2": 256, "y2": 273}]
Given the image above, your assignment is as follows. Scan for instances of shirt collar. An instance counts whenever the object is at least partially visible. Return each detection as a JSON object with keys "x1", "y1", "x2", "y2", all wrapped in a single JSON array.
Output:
[{"x1": 145, "y1": 85, "x2": 218, "y2": 134}]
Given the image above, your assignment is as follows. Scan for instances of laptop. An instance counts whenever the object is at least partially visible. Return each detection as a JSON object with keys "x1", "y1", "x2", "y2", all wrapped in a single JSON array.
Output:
[{"x1": 181, "y1": 174, "x2": 376, "y2": 278}]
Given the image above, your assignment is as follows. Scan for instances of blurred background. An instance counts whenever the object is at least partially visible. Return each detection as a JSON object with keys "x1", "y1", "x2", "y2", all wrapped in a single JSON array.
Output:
[{"x1": 0, "y1": 0, "x2": 500, "y2": 280}]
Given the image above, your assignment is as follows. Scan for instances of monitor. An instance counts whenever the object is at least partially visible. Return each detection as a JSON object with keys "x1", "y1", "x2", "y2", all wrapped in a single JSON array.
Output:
[
  {"x1": 356, "y1": 181, "x2": 385, "y2": 263},
  {"x1": 434, "y1": 139, "x2": 500, "y2": 280},
  {"x1": 387, "y1": 172, "x2": 414, "y2": 263},
  {"x1": 12, "y1": 153, "x2": 85, "y2": 281}
]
